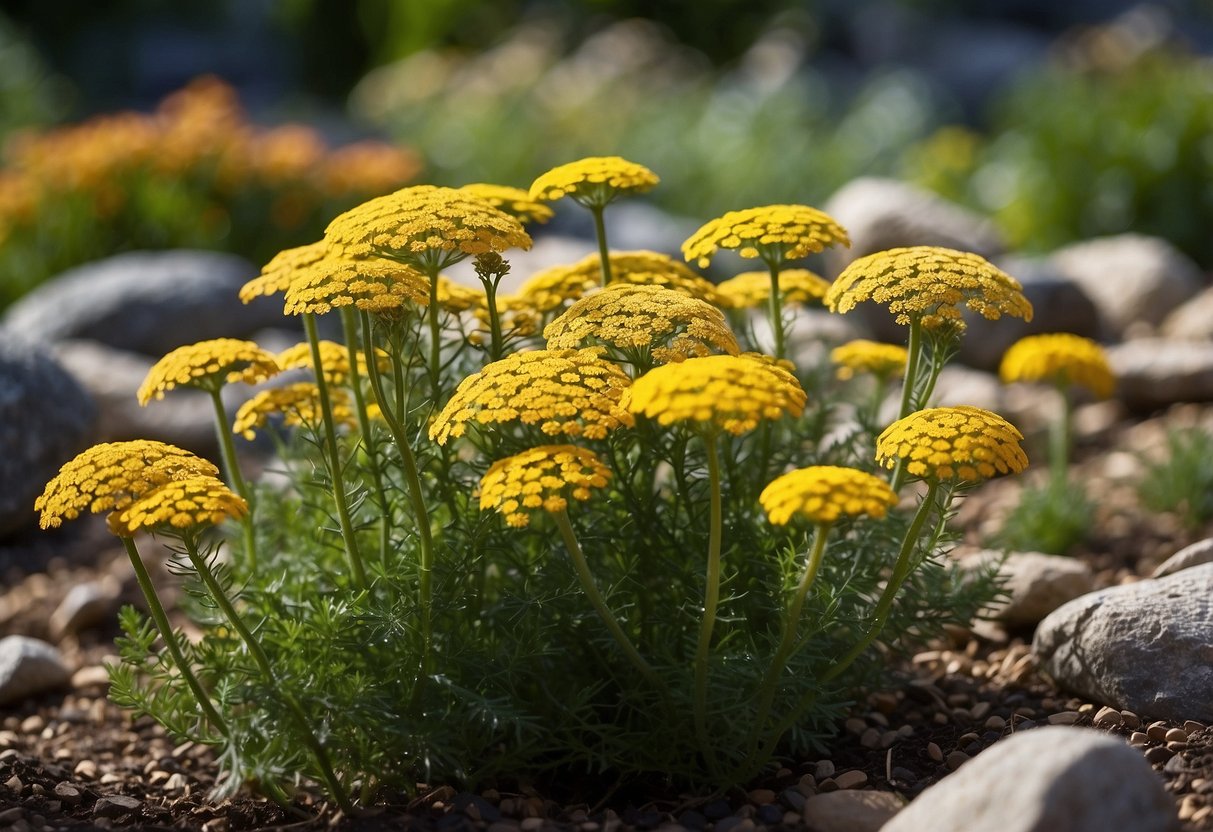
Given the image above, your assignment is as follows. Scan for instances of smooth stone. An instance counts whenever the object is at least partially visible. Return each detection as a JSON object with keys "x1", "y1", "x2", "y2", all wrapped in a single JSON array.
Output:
[
  {"x1": 880, "y1": 727, "x2": 1177, "y2": 832},
  {"x1": 49, "y1": 578, "x2": 121, "y2": 640},
  {"x1": 93, "y1": 794, "x2": 142, "y2": 818},
  {"x1": 803, "y1": 790, "x2": 904, "y2": 832},
  {"x1": 963, "y1": 550, "x2": 1096, "y2": 627},
  {"x1": 1162, "y1": 286, "x2": 1213, "y2": 341},
  {"x1": 1106, "y1": 338, "x2": 1213, "y2": 411},
  {"x1": 1152, "y1": 538, "x2": 1213, "y2": 578},
  {"x1": 1033, "y1": 563, "x2": 1213, "y2": 723},
  {"x1": 0, "y1": 636, "x2": 71, "y2": 706}
]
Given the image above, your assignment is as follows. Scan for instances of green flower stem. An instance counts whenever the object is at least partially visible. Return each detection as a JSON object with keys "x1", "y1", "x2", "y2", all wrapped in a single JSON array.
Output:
[
  {"x1": 693, "y1": 431, "x2": 724, "y2": 772},
  {"x1": 340, "y1": 308, "x2": 391, "y2": 563},
  {"x1": 590, "y1": 205, "x2": 613, "y2": 288},
  {"x1": 480, "y1": 276, "x2": 506, "y2": 363},
  {"x1": 360, "y1": 312, "x2": 435, "y2": 710},
  {"x1": 120, "y1": 536, "x2": 227, "y2": 737},
  {"x1": 746, "y1": 523, "x2": 830, "y2": 747},
  {"x1": 766, "y1": 260, "x2": 785, "y2": 359},
  {"x1": 1051, "y1": 383, "x2": 1073, "y2": 486},
  {"x1": 303, "y1": 313, "x2": 367, "y2": 590},
  {"x1": 180, "y1": 535, "x2": 354, "y2": 815},
  {"x1": 890, "y1": 319, "x2": 925, "y2": 492},
  {"x1": 207, "y1": 389, "x2": 258, "y2": 572},
  {"x1": 553, "y1": 509, "x2": 664, "y2": 690},
  {"x1": 425, "y1": 266, "x2": 443, "y2": 391}
]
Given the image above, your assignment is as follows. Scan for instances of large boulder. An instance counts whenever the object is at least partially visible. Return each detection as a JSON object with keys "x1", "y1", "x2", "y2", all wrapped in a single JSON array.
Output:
[
  {"x1": 1106, "y1": 338, "x2": 1213, "y2": 410},
  {"x1": 1, "y1": 250, "x2": 288, "y2": 356},
  {"x1": 1162, "y1": 286, "x2": 1213, "y2": 341},
  {"x1": 0, "y1": 332, "x2": 96, "y2": 537}
]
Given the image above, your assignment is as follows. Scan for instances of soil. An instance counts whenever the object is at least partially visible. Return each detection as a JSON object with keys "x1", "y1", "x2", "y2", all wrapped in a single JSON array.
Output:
[{"x1": 3, "y1": 402, "x2": 1213, "y2": 831}]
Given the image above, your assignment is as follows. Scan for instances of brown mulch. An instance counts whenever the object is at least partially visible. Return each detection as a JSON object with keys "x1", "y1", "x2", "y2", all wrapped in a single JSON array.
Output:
[{"x1": 3, "y1": 405, "x2": 1213, "y2": 831}]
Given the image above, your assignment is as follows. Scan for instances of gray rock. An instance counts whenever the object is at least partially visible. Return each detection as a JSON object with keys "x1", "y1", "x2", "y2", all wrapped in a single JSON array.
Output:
[
  {"x1": 1162, "y1": 287, "x2": 1213, "y2": 341},
  {"x1": 963, "y1": 550, "x2": 1096, "y2": 627},
  {"x1": 1033, "y1": 564, "x2": 1213, "y2": 723},
  {"x1": 0, "y1": 636, "x2": 71, "y2": 706},
  {"x1": 880, "y1": 727, "x2": 1177, "y2": 832},
  {"x1": 49, "y1": 578, "x2": 121, "y2": 640},
  {"x1": 93, "y1": 794, "x2": 142, "y2": 819},
  {"x1": 1, "y1": 250, "x2": 286, "y2": 356},
  {"x1": 1047, "y1": 235, "x2": 1205, "y2": 339},
  {"x1": 823, "y1": 177, "x2": 1004, "y2": 270},
  {"x1": 0, "y1": 333, "x2": 96, "y2": 537},
  {"x1": 1152, "y1": 538, "x2": 1213, "y2": 578},
  {"x1": 804, "y1": 790, "x2": 903, "y2": 832},
  {"x1": 1106, "y1": 338, "x2": 1213, "y2": 410}
]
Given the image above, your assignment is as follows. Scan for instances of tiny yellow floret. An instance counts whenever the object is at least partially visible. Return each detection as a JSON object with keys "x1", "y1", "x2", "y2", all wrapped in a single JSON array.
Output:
[
  {"x1": 760, "y1": 466, "x2": 897, "y2": 526},
  {"x1": 138, "y1": 339, "x2": 281, "y2": 404},
  {"x1": 232, "y1": 382, "x2": 359, "y2": 440},
  {"x1": 875, "y1": 405, "x2": 1028, "y2": 483},
  {"x1": 681, "y1": 205, "x2": 850, "y2": 269},
  {"x1": 281, "y1": 251, "x2": 430, "y2": 317},
  {"x1": 239, "y1": 241, "x2": 328, "y2": 303},
  {"x1": 276, "y1": 340, "x2": 389, "y2": 386},
  {"x1": 831, "y1": 340, "x2": 909, "y2": 381},
  {"x1": 479, "y1": 445, "x2": 612, "y2": 528},
  {"x1": 460, "y1": 183, "x2": 554, "y2": 224},
  {"x1": 109, "y1": 475, "x2": 248, "y2": 537},
  {"x1": 999, "y1": 333, "x2": 1115, "y2": 398},
  {"x1": 518, "y1": 250, "x2": 722, "y2": 315},
  {"x1": 529, "y1": 157, "x2": 659, "y2": 208},
  {"x1": 715, "y1": 269, "x2": 831, "y2": 310}
]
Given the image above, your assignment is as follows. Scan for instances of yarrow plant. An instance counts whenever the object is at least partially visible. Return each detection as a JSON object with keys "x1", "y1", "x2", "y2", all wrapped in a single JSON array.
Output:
[{"x1": 37, "y1": 157, "x2": 1032, "y2": 810}]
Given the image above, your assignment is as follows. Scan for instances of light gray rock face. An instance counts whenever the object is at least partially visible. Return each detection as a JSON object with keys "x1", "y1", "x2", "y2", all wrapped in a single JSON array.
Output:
[
  {"x1": 1033, "y1": 564, "x2": 1213, "y2": 723},
  {"x1": 880, "y1": 726, "x2": 1178, "y2": 832},
  {"x1": 50, "y1": 578, "x2": 121, "y2": 640},
  {"x1": 823, "y1": 177, "x2": 1004, "y2": 269},
  {"x1": 0, "y1": 333, "x2": 97, "y2": 537},
  {"x1": 1047, "y1": 235, "x2": 1205, "y2": 338},
  {"x1": 1153, "y1": 538, "x2": 1213, "y2": 578},
  {"x1": 1162, "y1": 287, "x2": 1213, "y2": 341},
  {"x1": 964, "y1": 550, "x2": 1096, "y2": 627},
  {"x1": 1, "y1": 250, "x2": 286, "y2": 356},
  {"x1": 804, "y1": 790, "x2": 904, "y2": 832},
  {"x1": 0, "y1": 636, "x2": 72, "y2": 706},
  {"x1": 1106, "y1": 338, "x2": 1213, "y2": 410}
]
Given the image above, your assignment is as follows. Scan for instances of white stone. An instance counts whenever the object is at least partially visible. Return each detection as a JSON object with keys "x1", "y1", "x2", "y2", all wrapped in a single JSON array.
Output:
[
  {"x1": 0, "y1": 636, "x2": 71, "y2": 706},
  {"x1": 964, "y1": 550, "x2": 1096, "y2": 626},
  {"x1": 880, "y1": 726, "x2": 1177, "y2": 832},
  {"x1": 1152, "y1": 538, "x2": 1213, "y2": 579},
  {"x1": 803, "y1": 790, "x2": 903, "y2": 832},
  {"x1": 1106, "y1": 338, "x2": 1213, "y2": 410}
]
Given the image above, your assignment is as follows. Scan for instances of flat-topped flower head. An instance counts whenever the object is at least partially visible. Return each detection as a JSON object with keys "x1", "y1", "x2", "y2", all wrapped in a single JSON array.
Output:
[
  {"x1": 682, "y1": 205, "x2": 850, "y2": 269},
  {"x1": 999, "y1": 333, "x2": 1115, "y2": 398},
  {"x1": 281, "y1": 251, "x2": 430, "y2": 317},
  {"x1": 876, "y1": 405, "x2": 1028, "y2": 483},
  {"x1": 239, "y1": 241, "x2": 328, "y2": 303},
  {"x1": 544, "y1": 284, "x2": 739, "y2": 365},
  {"x1": 518, "y1": 250, "x2": 722, "y2": 315},
  {"x1": 109, "y1": 475, "x2": 248, "y2": 537},
  {"x1": 479, "y1": 445, "x2": 612, "y2": 528},
  {"x1": 35, "y1": 440, "x2": 220, "y2": 529},
  {"x1": 232, "y1": 383, "x2": 357, "y2": 440},
  {"x1": 471, "y1": 294, "x2": 543, "y2": 342},
  {"x1": 529, "y1": 156, "x2": 659, "y2": 209},
  {"x1": 436, "y1": 276, "x2": 486, "y2": 313},
  {"x1": 138, "y1": 339, "x2": 281, "y2": 404},
  {"x1": 760, "y1": 466, "x2": 897, "y2": 526},
  {"x1": 625, "y1": 353, "x2": 806, "y2": 436},
  {"x1": 323, "y1": 184, "x2": 532, "y2": 272},
  {"x1": 460, "y1": 183, "x2": 554, "y2": 224},
  {"x1": 825, "y1": 246, "x2": 1033, "y2": 331},
  {"x1": 429, "y1": 347, "x2": 634, "y2": 445},
  {"x1": 716, "y1": 268, "x2": 831, "y2": 310},
  {"x1": 276, "y1": 341, "x2": 390, "y2": 386},
  {"x1": 831, "y1": 340, "x2": 909, "y2": 381}
]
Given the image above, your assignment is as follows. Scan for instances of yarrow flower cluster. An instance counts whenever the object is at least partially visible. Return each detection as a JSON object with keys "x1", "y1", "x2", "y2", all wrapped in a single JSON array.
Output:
[
  {"x1": 715, "y1": 269, "x2": 831, "y2": 310},
  {"x1": 109, "y1": 474, "x2": 248, "y2": 537},
  {"x1": 35, "y1": 440, "x2": 220, "y2": 529},
  {"x1": 277, "y1": 341, "x2": 389, "y2": 386},
  {"x1": 544, "y1": 284, "x2": 739, "y2": 365},
  {"x1": 233, "y1": 383, "x2": 358, "y2": 440},
  {"x1": 517, "y1": 250, "x2": 721, "y2": 315},
  {"x1": 460, "y1": 183, "x2": 554, "y2": 225},
  {"x1": 830, "y1": 340, "x2": 909, "y2": 381},
  {"x1": 681, "y1": 204, "x2": 850, "y2": 268},
  {"x1": 876, "y1": 405, "x2": 1028, "y2": 482},
  {"x1": 137, "y1": 339, "x2": 281, "y2": 404},
  {"x1": 529, "y1": 156, "x2": 659, "y2": 208},
  {"x1": 429, "y1": 348, "x2": 634, "y2": 444},
  {"x1": 239, "y1": 241, "x2": 328, "y2": 303},
  {"x1": 759, "y1": 466, "x2": 897, "y2": 526},
  {"x1": 479, "y1": 445, "x2": 612, "y2": 527},
  {"x1": 825, "y1": 246, "x2": 1033, "y2": 330},
  {"x1": 279, "y1": 250, "x2": 431, "y2": 317},
  {"x1": 999, "y1": 333, "x2": 1115, "y2": 398},
  {"x1": 625, "y1": 353, "x2": 807, "y2": 435}
]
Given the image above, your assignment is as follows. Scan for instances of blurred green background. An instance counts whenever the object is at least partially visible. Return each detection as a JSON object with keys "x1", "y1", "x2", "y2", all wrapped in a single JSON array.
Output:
[{"x1": 1, "y1": 0, "x2": 1211, "y2": 309}]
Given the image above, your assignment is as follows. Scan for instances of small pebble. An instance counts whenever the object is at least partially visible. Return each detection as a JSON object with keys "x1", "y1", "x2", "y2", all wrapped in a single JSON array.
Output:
[
  {"x1": 833, "y1": 770, "x2": 867, "y2": 790},
  {"x1": 1184, "y1": 720, "x2": 1205, "y2": 734},
  {"x1": 1092, "y1": 706, "x2": 1123, "y2": 727},
  {"x1": 1046, "y1": 711, "x2": 1081, "y2": 725},
  {"x1": 746, "y1": 789, "x2": 775, "y2": 805},
  {"x1": 859, "y1": 727, "x2": 881, "y2": 749},
  {"x1": 93, "y1": 795, "x2": 141, "y2": 819},
  {"x1": 1165, "y1": 727, "x2": 1188, "y2": 743},
  {"x1": 945, "y1": 750, "x2": 969, "y2": 771},
  {"x1": 53, "y1": 782, "x2": 81, "y2": 806},
  {"x1": 927, "y1": 742, "x2": 943, "y2": 762},
  {"x1": 1144, "y1": 746, "x2": 1174, "y2": 765},
  {"x1": 1121, "y1": 711, "x2": 1141, "y2": 729},
  {"x1": 814, "y1": 760, "x2": 835, "y2": 779},
  {"x1": 984, "y1": 715, "x2": 1006, "y2": 732}
]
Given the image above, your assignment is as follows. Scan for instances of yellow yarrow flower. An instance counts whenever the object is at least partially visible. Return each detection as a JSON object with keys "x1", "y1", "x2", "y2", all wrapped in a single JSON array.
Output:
[
  {"x1": 471, "y1": 294, "x2": 543, "y2": 342},
  {"x1": 460, "y1": 183, "x2": 554, "y2": 224},
  {"x1": 760, "y1": 466, "x2": 897, "y2": 526},
  {"x1": 232, "y1": 382, "x2": 358, "y2": 440},
  {"x1": 831, "y1": 340, "x2": 909, "y2": 381},
  {"x1": 323, "y1": 184, "x2": 532, "y2": 271},
  {"x1": 138, "y1": 339, "x2": 281, "y2": 404},
  {"x1": 625, "y1": 353, "x2": 806, "y2": 436},
  {"x1": 276, "y1": 340, "x2": 389, "y2": 386},
  {"x1": 518, "y1": 250, "x2": 722, "y2": 315},
  {"x1": 999, "y1": 333, "x2": 1115, "y2": 398},
  {"x1": 239, "y1": 241, "x2": 328, "y2": 303},
  {"x1": 281, "y1": 251, "x2": 430, "y2": 317},
  {"x1": 529, "y1": 156, "x2": 659, "y2": 209},
  {"x1": 429, "y1": 348, "x2": 634, "y2": 445},
  {"x1": 34, "y1": 440, "x2": 219, "y2": 529},
  {"x1": 436, "y1": 276, "x2": 487, "y2": 313},
  {"x1": 875, "y1": 406, "x2": 1028, "y2": 483},
  {"x1": 715, "y1": 269, "x2": 831, "y2": 310},
  {"x1": 479, "y1": 445, "x2": 612, "y2": 528},
  {"x1": 544, "y1": 284, "x2": 739, "y2": 365},
  {"x1": 682, "y1": 204, "x2": 850, "y2": 269},
  {"x1": 825, "y1": 246, "x2": 1033, "y2": 331},
  {"x1": 108, "y1": 475, "x2": 248, "y2": 537}
]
